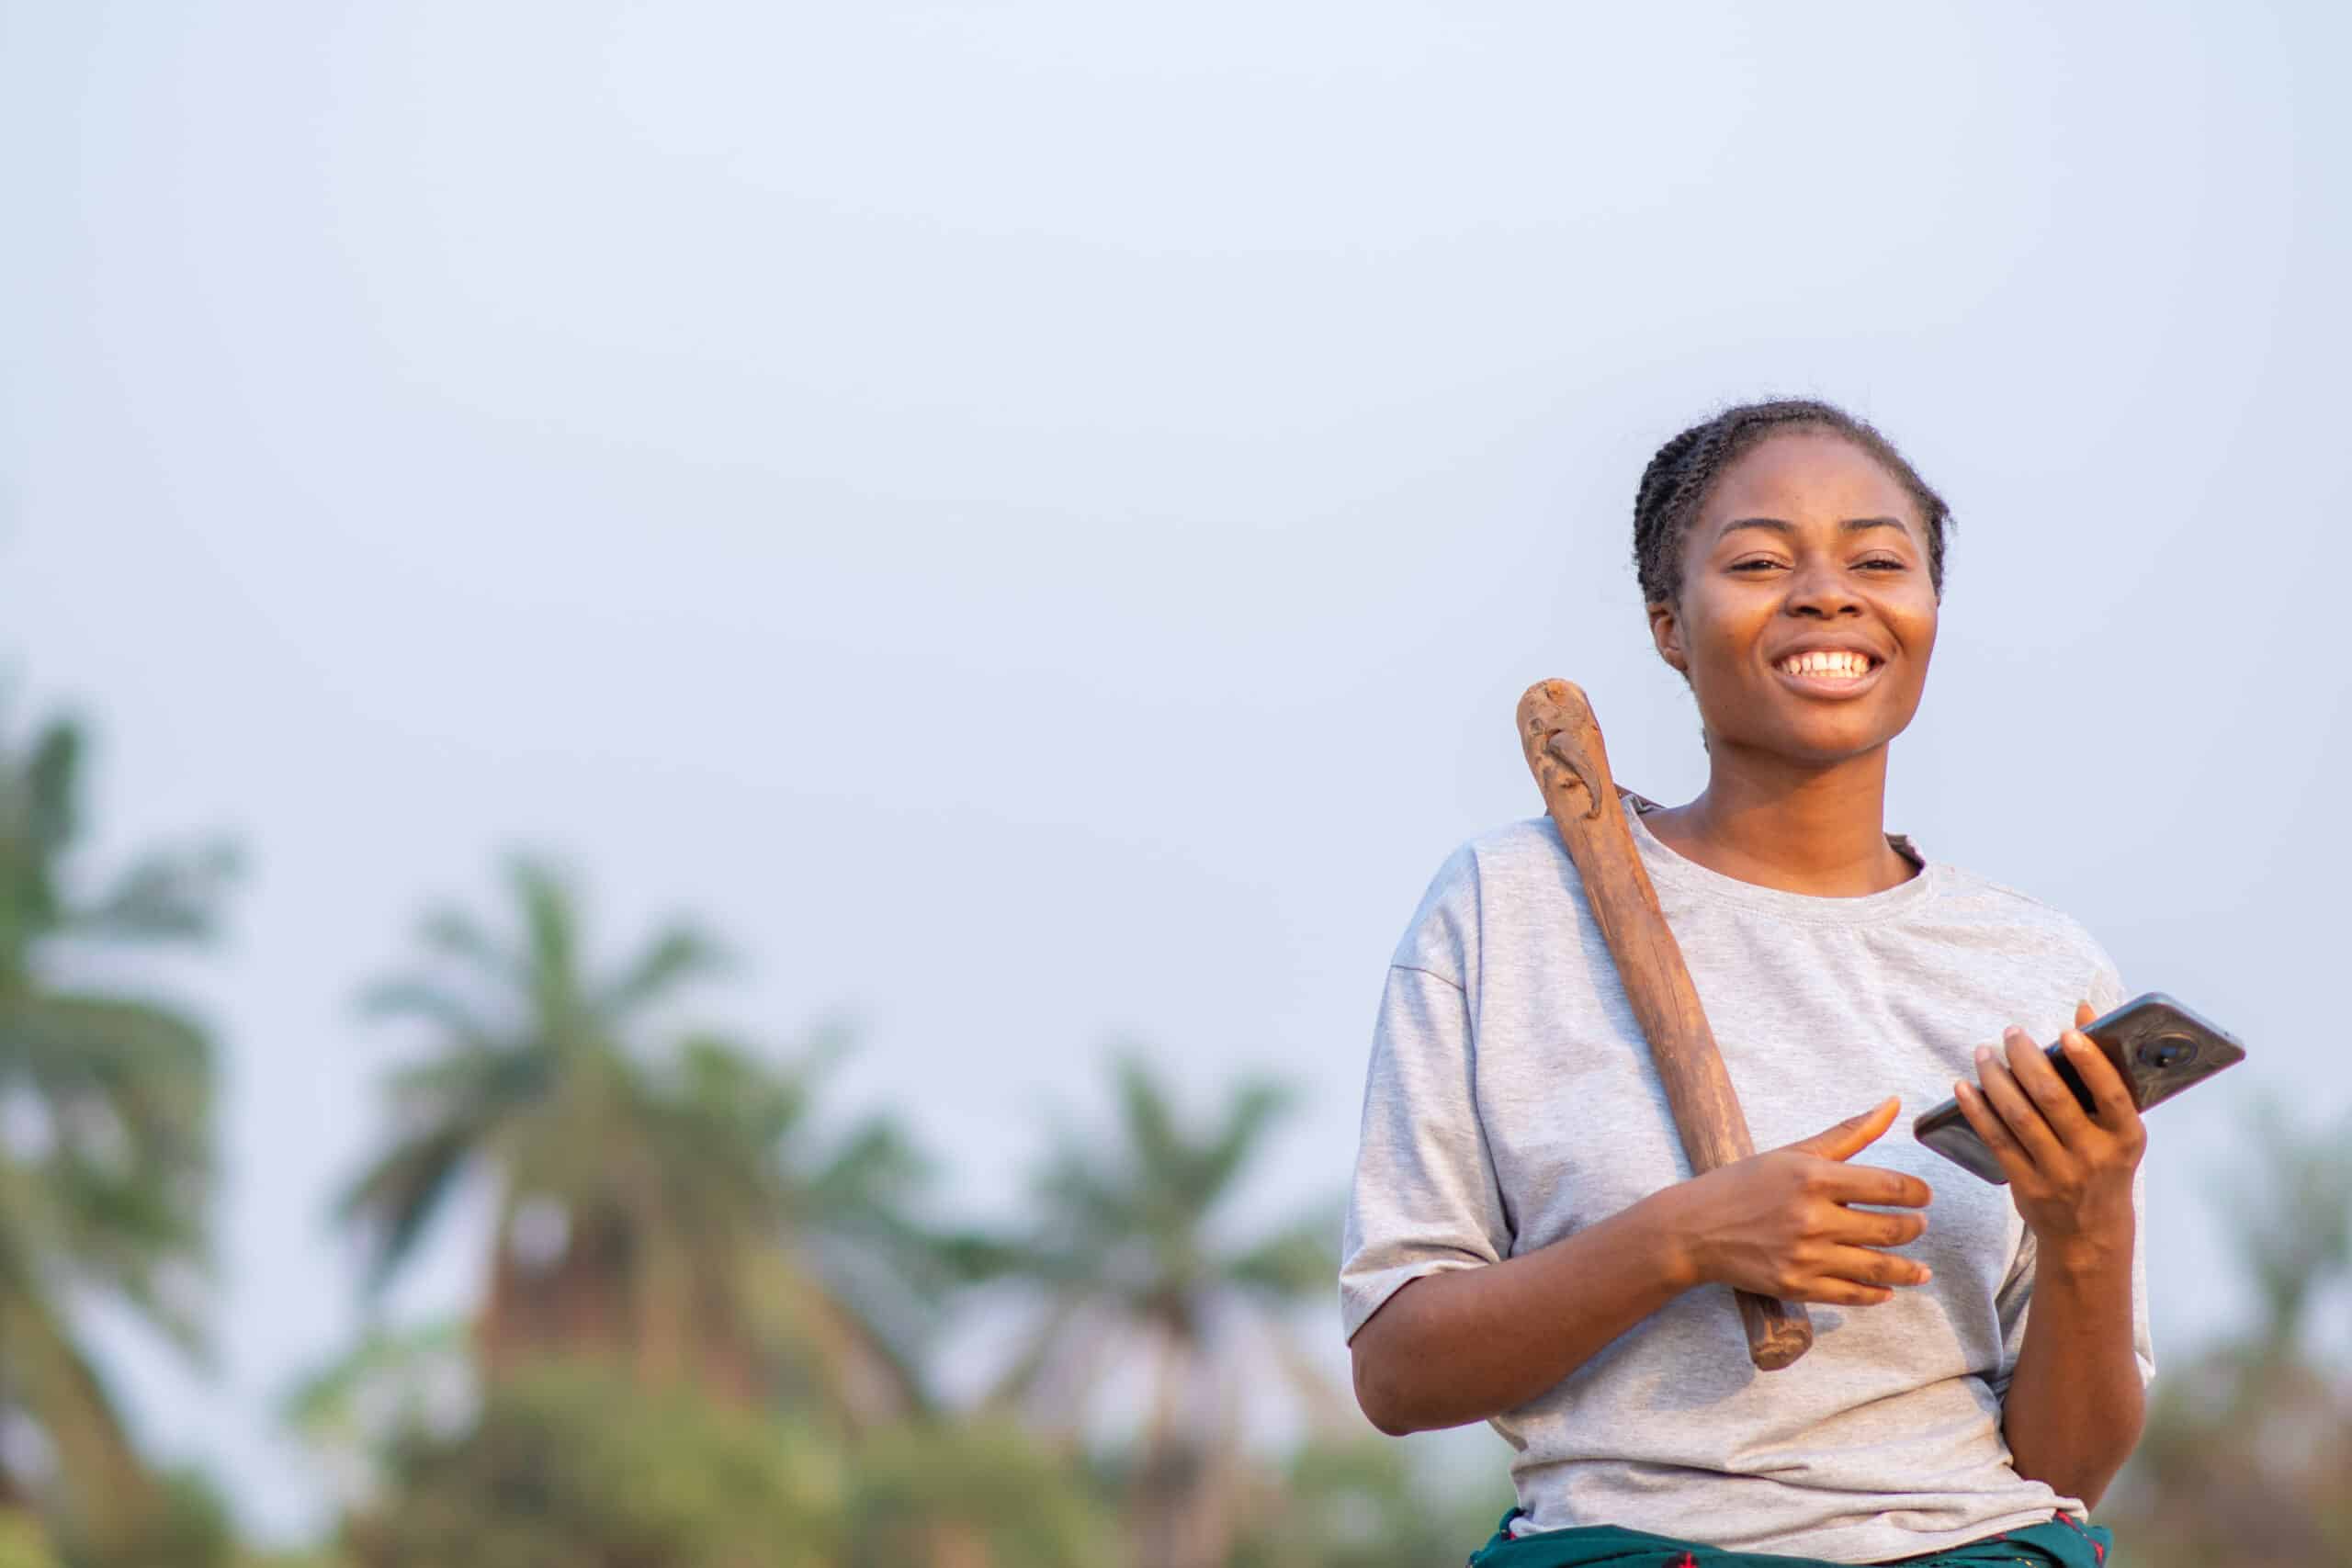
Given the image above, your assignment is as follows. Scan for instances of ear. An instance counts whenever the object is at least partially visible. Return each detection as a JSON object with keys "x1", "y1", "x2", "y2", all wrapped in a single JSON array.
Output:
[{"x1": 1646, "y1": 601, "x2": 1689, "y2": 675}]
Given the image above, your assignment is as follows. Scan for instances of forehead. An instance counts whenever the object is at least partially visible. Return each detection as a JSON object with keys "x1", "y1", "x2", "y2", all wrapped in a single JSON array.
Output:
[{"x1": 1700, "y1": 430, "x2": 1922, "y2": 536}]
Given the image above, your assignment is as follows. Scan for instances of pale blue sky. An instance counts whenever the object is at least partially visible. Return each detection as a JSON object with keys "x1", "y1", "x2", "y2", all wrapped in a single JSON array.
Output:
[{"x1": 3, "y1": 0, "x2": 2346, "y2": 1542}]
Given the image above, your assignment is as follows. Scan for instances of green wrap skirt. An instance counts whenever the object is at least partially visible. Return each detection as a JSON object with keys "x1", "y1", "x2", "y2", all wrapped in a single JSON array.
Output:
[{"x1": 1466, "y1": 1512, "x2": 2111, "y2": 1568}]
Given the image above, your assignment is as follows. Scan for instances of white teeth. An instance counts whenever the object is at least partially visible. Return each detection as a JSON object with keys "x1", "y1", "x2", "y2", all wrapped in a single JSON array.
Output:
[{"x1": 1782, "y1": 651, "x2": 1873, "y2": 678}]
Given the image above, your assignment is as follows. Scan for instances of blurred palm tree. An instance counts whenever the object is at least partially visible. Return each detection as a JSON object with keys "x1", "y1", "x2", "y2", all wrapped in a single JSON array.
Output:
[
  {"x1": 0, "y1": 707, "x2": 232, "y2": 1557},
  {"x1": 970, "y1": 1053, "x2": 1347, "y2": 1568},
  {"x1": 658, "y1": 1027, "x2": 961, "y2": 1425},
  {"x1": 2098, "y1": 1097, "x2": 2352, "y2": 1563},
  {"x1": 339, "y1": 855, "x2": 944, "y2": 1426},
  {"x1": 337, "y1": 1360, "x2": 844, "y2": 1568}
]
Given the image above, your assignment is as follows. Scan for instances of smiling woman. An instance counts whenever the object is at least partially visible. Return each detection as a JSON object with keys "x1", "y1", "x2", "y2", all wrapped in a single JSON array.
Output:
[{"x1": 1340, "y1": 400, "x2": 2155, "y2": 1568}]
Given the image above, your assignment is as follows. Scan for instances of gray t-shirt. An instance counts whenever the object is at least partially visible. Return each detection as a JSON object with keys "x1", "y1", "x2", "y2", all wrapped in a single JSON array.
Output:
[{"x1": 1340, "y1": 798, "x2": 2154, "y2": 1563}]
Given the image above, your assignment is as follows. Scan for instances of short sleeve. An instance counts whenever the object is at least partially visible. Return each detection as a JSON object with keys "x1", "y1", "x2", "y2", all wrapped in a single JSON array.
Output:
[{"x1": 1338, "y1": 962, "x2": 1514, "y2": 1343}]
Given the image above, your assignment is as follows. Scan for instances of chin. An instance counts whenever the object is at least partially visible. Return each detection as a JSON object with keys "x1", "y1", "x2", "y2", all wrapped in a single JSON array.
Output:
[{"x1": 1729, "y1": 713, "x2": 1908, "y2": 765}]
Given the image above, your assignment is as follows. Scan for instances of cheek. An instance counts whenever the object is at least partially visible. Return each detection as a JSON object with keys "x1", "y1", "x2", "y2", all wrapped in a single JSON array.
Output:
[
  {"x1": 1678, "y1": 588, "x2": 1771, "y2": 663},
  {"x1": 1894, "y1": 596, "x2": 1939, "y2": 663}
]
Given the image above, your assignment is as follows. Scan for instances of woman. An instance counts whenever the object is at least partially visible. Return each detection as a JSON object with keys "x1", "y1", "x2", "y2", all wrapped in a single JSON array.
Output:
[{"x1": 1340, "y1": 400, "x2": 2152, "y2": 1568}]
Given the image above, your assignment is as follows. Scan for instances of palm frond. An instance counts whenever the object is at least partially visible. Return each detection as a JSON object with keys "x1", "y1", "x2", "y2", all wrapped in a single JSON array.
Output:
[
  {"x1": 379, "y1": 1040, "x2": 546, "y2": 1111},
  {"x1": 668, "y1": 1032, "x2": 807, "y2": 1151},
  {"x1": 0, "y1": 703, "x2": 224, "y2": 1506},
  {"x1": 32, "y1": 1156, "x2": 208, "y2": 1353},
  {"x1": 1193, "y1": 1078, "x2": 1295, "y2": 1210},
  {"x1": 1222, "y1": 1202, "x2": 1340, "y2": 1301},
  {"x1": 1113, "y1": 1054, "x2": 1188, "y2": 1190},
  {"x1": 413, "y1": 905, "x2": 516, "y2": 988},
  {"x1": 506, "y1": 855, "x2": 582, "y2": 1020},
  {"x1": 808, "y1": 1118, "x2": 933, "y2": 1221},
  {"x1": 1031, "y1": 1142, "x2": 1144, "y2": 1246},
  {"x1": 71, "y1": 839, "x2": 240, "y2": 946},
  {"x1": 337, "y1": 1121, "x2": 483, "y2": 1294},
  {"x1": 922, "y1": 1225, "x2": 1044, "y2": 1286},
  {"x1": 0, "y1": 994, "x2": 215, "y2": 1208},
  {"x1": 601, "y1": 924, "x2": 729, "y2": 1020},
  {"x1": 356, "y1": 976, "x2": 502, "y2": 1047},
  {"x1": 22, "y1": 716, "x2": 84, "y2": 860}
]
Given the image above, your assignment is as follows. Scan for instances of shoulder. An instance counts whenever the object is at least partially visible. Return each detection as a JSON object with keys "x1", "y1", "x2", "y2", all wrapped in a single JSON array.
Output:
[
  {"x1": 1388, "y1": 818, "x2": 1575, "y2": 986},
  {"x1": 1924, "y1": 862, "x2": 2127, "y2": 1003}
]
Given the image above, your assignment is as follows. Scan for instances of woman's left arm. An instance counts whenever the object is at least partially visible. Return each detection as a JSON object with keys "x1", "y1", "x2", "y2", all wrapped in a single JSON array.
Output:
[{"x1": 1952, "y1": 1001, "x2": 2149, "y2": 1510}]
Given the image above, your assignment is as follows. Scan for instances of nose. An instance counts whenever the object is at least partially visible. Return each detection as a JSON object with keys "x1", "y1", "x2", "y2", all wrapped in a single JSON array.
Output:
[{"x1": 1785, "y1": 559, "x2": 1864, "y2": 620}]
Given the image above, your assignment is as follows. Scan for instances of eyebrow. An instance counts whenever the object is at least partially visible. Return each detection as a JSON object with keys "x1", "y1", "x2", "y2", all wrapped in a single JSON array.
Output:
[{"x1": 1717, "y1": 516, "x2": 1911, "y2": 539}]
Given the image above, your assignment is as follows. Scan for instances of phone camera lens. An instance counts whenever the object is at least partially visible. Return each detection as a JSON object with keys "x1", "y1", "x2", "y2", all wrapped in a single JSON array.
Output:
[{"x1": 2139, "y1": 1034, "x2": 2199, "y2": 1069}]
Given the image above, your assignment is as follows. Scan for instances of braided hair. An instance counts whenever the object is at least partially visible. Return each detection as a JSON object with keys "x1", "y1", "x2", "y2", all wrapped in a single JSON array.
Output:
[{"x1": 1632, "y1": 399, "x2": 1952, "y2": 608}]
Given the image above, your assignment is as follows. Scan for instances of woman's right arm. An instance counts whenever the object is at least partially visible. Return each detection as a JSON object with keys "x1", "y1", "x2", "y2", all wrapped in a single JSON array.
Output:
[{"x1": 1350, "y1": 1098, "x2": 1934, "y2": 1436}]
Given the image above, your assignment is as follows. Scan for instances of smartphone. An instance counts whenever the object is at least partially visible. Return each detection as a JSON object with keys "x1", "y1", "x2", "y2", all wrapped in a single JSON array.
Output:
[{"x1": 1912, "y1": 992, "x2": 2245, "y2": 1184}]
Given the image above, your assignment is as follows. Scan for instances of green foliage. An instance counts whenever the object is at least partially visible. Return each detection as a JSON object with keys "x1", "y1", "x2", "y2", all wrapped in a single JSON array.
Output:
[
  {"x1": 968, "y1": 1053, "x2": 1349, "y2": 1568},
  {"x1": 0, "y1": 704, "x2": 232, "y2": 1550},
  {"x1": 2096, "y1": 1099, "x2": 2352, "y2": 1565},
  {"x1": 1233, "y1": 1439, "x2": 1516, "y2": 1568},
  {"x1": 339, "y1": 858, "x2": 945, "y2": 1421},
  {"x1": 338, "y1": 855, "x2": 730, "y2": 1300},
  {"x1": 327, "y1": 1366, "x2": 1117, "y2": 1568},
  {"x1": 281, "y1": 1320, "x2": 475, "y2": 1508},
  {"x1": 62, "y1": 1470, "x2": 240, "y2": 1568},
  {"x1": 842, "y1": 1418, "x2": 1116, "y2": 1568},
  {"x1": 0, "y1": 1513, "x2": 60, "y2": 1568},
  {"x1": 977, "y1": 1054, "x2": 1341, "y2": 1403},
  {"x1": 341, "y1": 1363, "x2": 843, "y2": 1568}
]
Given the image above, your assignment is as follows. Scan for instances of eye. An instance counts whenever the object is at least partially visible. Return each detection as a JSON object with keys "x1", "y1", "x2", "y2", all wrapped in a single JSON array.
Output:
[
  {"x1": 1855, "y1": 556, "x2": 1907, "y2": 571},
  {"x1": 1728, "y1": 558, "x2": 1787, "y2": 573}
]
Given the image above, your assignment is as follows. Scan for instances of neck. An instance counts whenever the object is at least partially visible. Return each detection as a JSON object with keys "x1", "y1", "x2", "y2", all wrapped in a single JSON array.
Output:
[{"x1": 1644, "y1": 739, "x2": 1916, "y2": 897}]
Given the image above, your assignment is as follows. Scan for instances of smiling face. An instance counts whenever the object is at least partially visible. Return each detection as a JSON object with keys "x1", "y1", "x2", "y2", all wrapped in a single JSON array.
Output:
[{"x1": 1647, "y1": 430, "x2": 1939, "y2": 766}]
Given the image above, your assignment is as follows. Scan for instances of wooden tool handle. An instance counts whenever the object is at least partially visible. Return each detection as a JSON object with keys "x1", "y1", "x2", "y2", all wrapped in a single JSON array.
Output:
[{"x1": 1516, "y1": 679, "x2": 1813, "y2": 1371}]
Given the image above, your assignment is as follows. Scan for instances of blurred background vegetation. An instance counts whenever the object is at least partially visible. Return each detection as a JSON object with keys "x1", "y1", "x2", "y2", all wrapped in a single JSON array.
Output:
[{"x1": 3, "y1": 696, "x2": 2345, "y2": 1566}]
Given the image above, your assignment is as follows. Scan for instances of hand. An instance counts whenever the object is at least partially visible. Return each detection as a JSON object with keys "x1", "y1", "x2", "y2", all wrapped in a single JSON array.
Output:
[
  {"x1": 1666, "y1": 1097, "x2": 1935, "y2": 1307},
  {"x1": 1953, "y1": 1001, "x2": 2146, "y2": 1262}
]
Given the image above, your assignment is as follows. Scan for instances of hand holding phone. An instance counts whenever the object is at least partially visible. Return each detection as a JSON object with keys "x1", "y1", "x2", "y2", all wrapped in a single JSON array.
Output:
[{"x1": 1914, "y1": 992, "x2": 2245, "y2": 1185}]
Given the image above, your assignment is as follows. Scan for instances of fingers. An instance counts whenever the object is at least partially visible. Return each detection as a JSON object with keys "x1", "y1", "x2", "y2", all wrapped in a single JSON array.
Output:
[
  {"x1": 1786, "y1": 1096, "x2": 1901, "y2": 1161},
  {"x1": 2003, "y1": 1027, "x2": 2094, "y2": 1139},
  {"x1": 2056, "y1": 1015, "x2": 2141, "y2": 1129},
  {"x1": 2060, "y1": 999, "x2": 2144, "y2": 1122},
  {"x1": 1823, "y1": 1203, "x2": 1930, "y2": 1250},
  {"x1": 1796, "y1": 1277, "x2": 1901, "y2": 1308},
  {"x1": 1780, "y1": 1245, "x2": 1932, "y2": 1307},
  {"x1": 1822, "y1": 1244, "x2": 1933, "y2": 1290},
  {"x1": 1952, "y1": 1073, "x2": 2033, "y2": 1181},
  {"x1": 1973, "y1": 1041, "x2": 2064, "y2": 1168},
  {"x1": 1808, "y1": 1161, "x2": 1933, "y2": 1209}
]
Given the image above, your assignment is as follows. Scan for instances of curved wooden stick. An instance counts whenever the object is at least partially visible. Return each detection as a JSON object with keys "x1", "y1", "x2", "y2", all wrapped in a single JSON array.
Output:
[{"x1": 1517, "y1": 679, "x2": 1813, "y2": 1371}]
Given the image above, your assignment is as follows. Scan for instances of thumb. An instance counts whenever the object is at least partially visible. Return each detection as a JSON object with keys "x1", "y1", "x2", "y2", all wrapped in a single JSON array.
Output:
[{"x1": 1783, "y1": 1096, "x2": 1901, "y2": 1162}]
